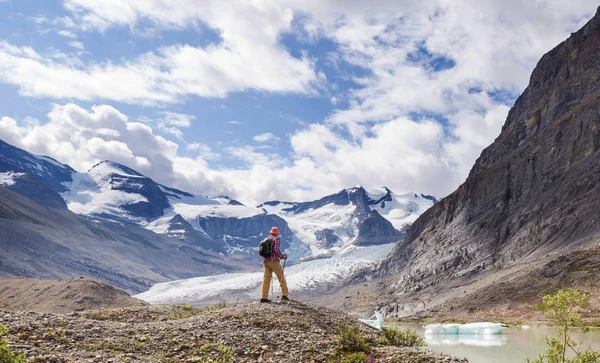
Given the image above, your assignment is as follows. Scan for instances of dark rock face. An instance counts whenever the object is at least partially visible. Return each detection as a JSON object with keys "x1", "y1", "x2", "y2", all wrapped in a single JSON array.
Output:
[
  {"x1": 197, "y1": 214, "x2": 293, "y2": 252},
  {"x1": 0, "y1": 139, "x2": 74, "y2": 193},
  {"x1": 379, "y1": 8, "x2": 600, "y2": 293},
  {"x1": 165, "y1": 214, "x2": 225, "y2": 253},
  {"x1": 315, "y1": 228, "x2": 340, "y2": 249},
  {"x1": 366, "y1": 187, "x2": 394, "y2": 208},
  {"x1": 5, "y1": 173, "x2": 68, "y2": 209},
  {"x1": 354, "y1": 210, "x2": 403, "y2": 246}
]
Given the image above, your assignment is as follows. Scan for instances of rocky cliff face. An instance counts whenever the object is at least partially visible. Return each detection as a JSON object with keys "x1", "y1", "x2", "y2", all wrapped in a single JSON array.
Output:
[
  {"x1": 378, "y1": 8, "x2": 600, "y2": 294},
  {"x1": 197, "y1": 214, "x2": 293, "y2": 253},
  {"x1": 354, "y1": 210, "x2": 402, "y2": 246}
]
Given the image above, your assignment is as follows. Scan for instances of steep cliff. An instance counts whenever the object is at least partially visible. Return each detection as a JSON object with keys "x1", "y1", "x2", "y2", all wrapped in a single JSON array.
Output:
[{"x1": 378, "y1": 8, "x2": 600, "y2": 295}]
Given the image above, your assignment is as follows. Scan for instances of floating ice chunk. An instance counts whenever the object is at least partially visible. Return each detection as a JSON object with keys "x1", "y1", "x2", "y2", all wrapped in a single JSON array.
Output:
[
  {"x1": 425, "y1": 332, "x2": 508, "y2": 347},
  {"x1": 359, "y1": 311, "x2": 385, "y2": 329},
  {"x1": 424, "y1": 322, "x2": 505, "y2": 335}
]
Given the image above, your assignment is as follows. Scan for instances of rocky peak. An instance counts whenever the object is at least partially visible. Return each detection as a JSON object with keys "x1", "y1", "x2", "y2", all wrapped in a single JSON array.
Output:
[
  {"x1": 87, "y1": 160, "x2": 144, "y2": 178},
  {"x1": 378, "y1": 8, "x2": 600, "y2": 294},
  {"x1": 0, "y1": 138, "x2": 74, "y2": 193},
  {"x1": 354, "y1": 210, "x2": 402, "y2": 246}
]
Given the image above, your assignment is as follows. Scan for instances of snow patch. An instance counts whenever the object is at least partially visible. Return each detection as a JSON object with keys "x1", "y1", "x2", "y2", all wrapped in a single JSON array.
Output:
[
  {"x1": 62, "y1": 172, "x2": 147, "y2": 218},
  {"x1": 368, "y1": 189, "x2": 434, "y2": 230},
  {"x1": 0, "y1": 171, "x2": 25, "y2": 186}
]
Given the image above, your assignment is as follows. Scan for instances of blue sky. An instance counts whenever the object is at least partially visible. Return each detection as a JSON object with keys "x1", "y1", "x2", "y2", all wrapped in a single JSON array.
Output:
[{"x1": 0, "y1": 0, "x2": 597, "y2": 204}]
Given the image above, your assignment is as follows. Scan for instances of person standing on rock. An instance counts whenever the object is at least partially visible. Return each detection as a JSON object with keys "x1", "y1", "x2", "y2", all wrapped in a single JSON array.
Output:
[{"x1": 260, "y1": 227, "x2": 289, "y2": 303}]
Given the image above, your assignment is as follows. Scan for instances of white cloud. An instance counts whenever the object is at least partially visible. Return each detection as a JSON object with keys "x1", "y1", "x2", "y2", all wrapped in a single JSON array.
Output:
[
  {"x1": 161, "y1": 111, "x2": 194, "y2": 127},
  {"x1": 187, "y1": 142, "x2": 220, "y2": 161},
  {"x1": 57, "y1": 30, "x2": 78, "y2": 38},
  {"x1": 67, "y1": 40, "x2": 85, "y2": 50},
  {"x1": 227, "y1": 145, "x2": 282, "y2": 167},
  {"x1": 0, "y1": 1, "x2": 598, "y2": 205},
  {"x1": 227, "y1": 120, "x2": 241, "y2": 125},
  {"x1": 253, "y1": 133, "x2": 278, "y2": 143},
  {"x1": 0, "y1": 104, "x2": 181, "y2": 185},
  {"x1": 0, "y1": 1, "x2": 321, "y2": 104}
]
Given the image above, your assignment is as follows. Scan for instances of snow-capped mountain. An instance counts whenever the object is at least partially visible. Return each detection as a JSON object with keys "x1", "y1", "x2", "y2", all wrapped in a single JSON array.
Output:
[
  {"x1": 62, "y1": 160, "x2": 296, "y2": 259},
  {"x1": 0, "y1": 139, "x2": 74, "y2": 209},
  {"x1": 259, "y1": 186, "x2": 436, "y2": 257},
  {"x1": 0, "y1": 139, "x2": 74, "y2": 192},
  {"x1": 0, "y1": 138, "x2": 436, "y2": 263}
]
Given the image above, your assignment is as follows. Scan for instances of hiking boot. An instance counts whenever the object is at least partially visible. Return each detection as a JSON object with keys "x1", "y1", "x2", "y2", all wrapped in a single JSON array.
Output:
[
  {"x1": 259, "y1": 299, "x2": 271, "y2": 303},
  {"x1": 281, "y1": 296, "x2": 290, "y2": 301}
]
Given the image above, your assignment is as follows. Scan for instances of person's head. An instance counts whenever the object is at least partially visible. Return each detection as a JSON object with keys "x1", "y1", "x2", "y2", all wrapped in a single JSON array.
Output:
[{"x1": 270, "y1": 226, "x2": 280, "y2": 236}]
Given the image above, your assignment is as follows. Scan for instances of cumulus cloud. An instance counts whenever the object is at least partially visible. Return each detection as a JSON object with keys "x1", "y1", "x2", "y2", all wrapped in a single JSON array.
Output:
[
  {"x1": 0, "y1": 1, "x2": 598, "y2": 205},
  {"x1": 187, "y1": 142, "x2": 220, "y2": 161},
  {"x1": 253, "y1": 133, "x2": 278, "y2": 143},
  {"x1": 0, "y1": 1, "x2": 320, "y2": 104},
  {"x1": 0, "y1": 104, "x2": 180, "y2": 184},
  {"x1": 162, "y1": 112, "x2": 195, "y2": 127},
  {"x1": 67, "y1": 40, "x2": 84, "y2": 50}
]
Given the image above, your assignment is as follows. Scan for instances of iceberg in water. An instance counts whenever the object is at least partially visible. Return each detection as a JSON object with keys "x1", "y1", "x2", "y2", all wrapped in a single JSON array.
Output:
[
  {"x1": 424, "y1": 322, "x2": 506, "y2": 335},
  {"x1": 425, "y1": 332, "x2": 508, "y2": 347},
  {"x1": 359, "y1": 311, "x2": 385, "y2": 329}
]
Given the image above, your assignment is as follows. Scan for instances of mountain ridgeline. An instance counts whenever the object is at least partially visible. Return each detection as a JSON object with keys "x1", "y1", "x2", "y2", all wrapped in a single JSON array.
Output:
[
  {"x1": 376, "y1": 7, "x2": 600, "y2": 297},
  {"x1": 0, "y1": 137, "x2": 436, "y2": 291}
]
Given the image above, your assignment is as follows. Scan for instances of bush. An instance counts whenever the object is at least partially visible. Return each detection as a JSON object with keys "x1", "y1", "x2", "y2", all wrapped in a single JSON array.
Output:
[
  {"x1": 335, "y1": 325, "x2": 371, "y2": 354},
  {"x1": 381, "y1": 326, "x2": 425, "y2": 347},
  {"x1": 525, "y1": 289, "x2": 600, "y2": 363},
  {"x1": 0, "y1": 324, "x2": 26, "y2": 363}
]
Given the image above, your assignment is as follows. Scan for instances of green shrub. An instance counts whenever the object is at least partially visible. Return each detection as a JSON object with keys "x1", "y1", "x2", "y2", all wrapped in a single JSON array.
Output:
[
  {"x1": 0, "y1": 324, "x2": 26, "y2": 363},
  {"x1": 525, "y1": 289, "x2": 600, "y2": 363},
  {"x1": 381, "y1": 326, "x2": 425, "y2": 347},
  {"x1": 335, "y1": 325, "x2": 371, "y2": 354}
]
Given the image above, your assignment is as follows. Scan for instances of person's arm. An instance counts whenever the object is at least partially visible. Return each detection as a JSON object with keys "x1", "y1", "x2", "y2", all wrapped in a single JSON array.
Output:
[{"x1": 273, "y1": 238, "x2": 286, "y2": 260}]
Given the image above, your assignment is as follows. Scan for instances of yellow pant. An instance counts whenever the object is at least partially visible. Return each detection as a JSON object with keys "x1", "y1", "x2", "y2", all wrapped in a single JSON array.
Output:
[{"x1": 261, "y1": 261, "x2": 289, "y2": 299}]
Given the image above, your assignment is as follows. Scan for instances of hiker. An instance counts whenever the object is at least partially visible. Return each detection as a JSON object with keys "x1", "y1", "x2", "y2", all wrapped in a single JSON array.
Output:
[{"x1": 260, "y1": 226, "x2": 289, "y2": 303}]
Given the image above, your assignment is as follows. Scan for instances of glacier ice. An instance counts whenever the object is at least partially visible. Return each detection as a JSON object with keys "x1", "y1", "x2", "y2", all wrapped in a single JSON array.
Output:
[
  {"x1": 424, "y1": 322, "x2": 506, "y2": 335},
  {"x1": 359, "y1": 311, "x2": 385, "y2": 329}
]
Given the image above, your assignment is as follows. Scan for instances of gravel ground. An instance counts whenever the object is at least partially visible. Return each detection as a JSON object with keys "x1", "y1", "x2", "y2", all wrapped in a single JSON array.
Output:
[{"x1": 1, "y1": 300, "x2": 467, "y2": 362}]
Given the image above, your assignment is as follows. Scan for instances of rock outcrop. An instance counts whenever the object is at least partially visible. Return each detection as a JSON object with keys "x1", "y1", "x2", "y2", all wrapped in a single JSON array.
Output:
[
  {"x1": 378, "y1": 7, "x2": 600, "y2": 294},
  {"x1": 354, "y1": 210, "x2": 402, "y2": 246},
  {"x1": 198, "y1": 213, "x2": 293, "y2": 252}
]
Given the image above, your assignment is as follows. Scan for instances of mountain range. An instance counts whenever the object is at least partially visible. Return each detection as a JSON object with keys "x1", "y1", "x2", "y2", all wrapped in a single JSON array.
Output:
[{"x1": 0, "y1": 137, "x2": 435, "y2": 291}]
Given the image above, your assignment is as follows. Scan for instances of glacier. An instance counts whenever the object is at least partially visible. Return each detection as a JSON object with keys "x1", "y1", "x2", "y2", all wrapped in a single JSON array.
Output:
[{"x1": 135, "y1": 243, "x2": 395, "y2": 305}]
